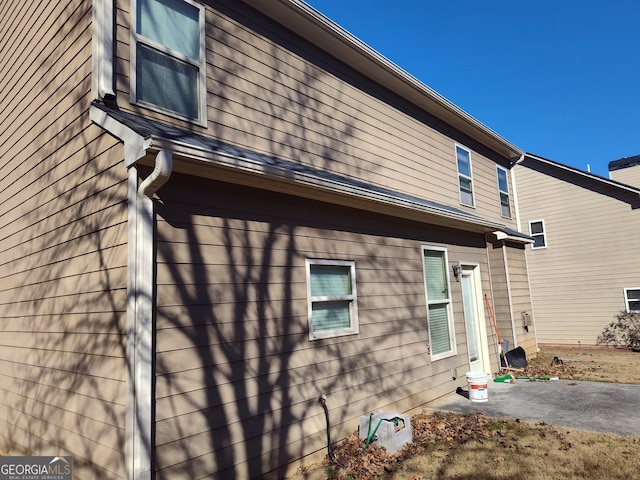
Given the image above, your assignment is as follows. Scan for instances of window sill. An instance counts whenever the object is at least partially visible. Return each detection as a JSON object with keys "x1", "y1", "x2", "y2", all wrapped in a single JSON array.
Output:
[
  {"x1": 430, "y1": 351, "x2": 456, "y2": 362},
  {"x1": 309, "y1": 328, "x2": 359, "y2": 341}
]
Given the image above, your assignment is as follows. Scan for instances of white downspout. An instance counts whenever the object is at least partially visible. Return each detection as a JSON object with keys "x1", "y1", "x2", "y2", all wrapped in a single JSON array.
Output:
[
  {"x1": 510, "y1": 155, "x2": 525, "y2": 233},
  {"x1": 91, "y1": 104, "x2": 172, "y2": 479},
  {"x1": 127, "y1": 150, "x2": 172, "y2": 480},
  {"x1": 138, "y1": 150, "x2": 173, "y2": 196}
]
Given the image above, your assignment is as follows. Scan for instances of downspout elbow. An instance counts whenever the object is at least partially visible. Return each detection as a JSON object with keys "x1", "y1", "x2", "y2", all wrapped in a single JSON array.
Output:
[{"x1": 139, "y1": 150, "x2": 172, "y2": 197}]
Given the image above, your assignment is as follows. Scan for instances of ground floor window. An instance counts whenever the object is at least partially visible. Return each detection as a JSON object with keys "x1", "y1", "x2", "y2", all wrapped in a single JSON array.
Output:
[
  {"x1": 422, "y1": 247, "x2": 455, "y2": 359},
  {"x1": 306, "y1": 259, "x2": 359, "y2": 340},
  {"x1": 624, "y1": 288, "x2": 640, "y2": 313}
]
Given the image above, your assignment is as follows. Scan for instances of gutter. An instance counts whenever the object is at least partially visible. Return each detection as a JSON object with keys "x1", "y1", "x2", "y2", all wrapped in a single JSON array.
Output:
[
  {"x1": 90, "y1": 103, "x2": 510, "y2": 233},
  {"x1": 91, "y1": 104, "x2": 531, "y2": 240},
  {"x1": 91, "y1": 106, "x2": 171, "y2": 480},
  {"x1": 90, "y1": 105, "x2": 151, "y2": 166},
  {"x1": 147, "y1": 134, "x2": 507, "y2": 232}
]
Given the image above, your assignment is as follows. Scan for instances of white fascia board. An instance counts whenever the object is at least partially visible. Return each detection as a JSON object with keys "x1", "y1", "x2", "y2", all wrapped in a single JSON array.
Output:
[
  {"x1": 148, "y1": 136, "x2": 506, "y2": 231},
  {"x1": 90, "y1": 105, "x2": 152, "y2": 165}
]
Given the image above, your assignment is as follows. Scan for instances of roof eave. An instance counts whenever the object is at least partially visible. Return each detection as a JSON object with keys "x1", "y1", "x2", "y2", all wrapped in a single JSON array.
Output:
[
  {"x1": 149, "y1": 135, "x2": 507, "y2": 233},
  {"x1": 91, "y1": 103, "x2": 508, "y2": 234},
  {"x1": 241, "y1": 0, "x2": 524, "y2": 160},
  {"x1": 524, "y1": 153, "x2": 640, "y2": 196}
]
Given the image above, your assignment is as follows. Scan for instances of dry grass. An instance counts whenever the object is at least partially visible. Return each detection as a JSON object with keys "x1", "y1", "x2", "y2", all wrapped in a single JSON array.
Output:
[
  {"x1": 289, "y1": 416, "x2": 640, "y2": 480},
  {"x1": 287, "y1": 348, "x2": 640, "y2": 480},
  {"x1": 528, "y1": 347, "x2": 640, "y2": 384},
  {"x1": 388, "y1": 422, "x2": 640, "y2": 480}
]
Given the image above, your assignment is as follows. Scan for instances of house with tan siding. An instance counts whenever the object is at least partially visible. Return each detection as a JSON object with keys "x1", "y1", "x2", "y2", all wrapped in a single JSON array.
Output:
[
  {"x1": 514, "y1": 154, "x2": 640, "y2": 347},
  {"x1": 0, "y1": 0, "x2": 537, "y2": 478},
  {"x1": 609, "y1": 155, "x2": 640, "y2": 189}
]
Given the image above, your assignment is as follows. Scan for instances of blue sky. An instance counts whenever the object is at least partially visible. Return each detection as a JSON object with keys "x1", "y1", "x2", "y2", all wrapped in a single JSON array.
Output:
[{"x1": 305, "y1": 0, "x2": 640, "y2": 177}]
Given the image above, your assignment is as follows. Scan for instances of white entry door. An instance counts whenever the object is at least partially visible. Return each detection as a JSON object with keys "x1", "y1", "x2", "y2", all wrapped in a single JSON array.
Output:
[{"x1": 461, "y1": 266, "x2": 489, "y2": 372}]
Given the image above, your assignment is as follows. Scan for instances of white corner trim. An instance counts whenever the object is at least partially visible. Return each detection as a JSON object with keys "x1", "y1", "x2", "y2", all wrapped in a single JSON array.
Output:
[
  {"x1": 90, "y1": 105, "x2": 151, "y2": 165},
  {"x1": 92, "y1": 0, "x2": 115, "y2": 99}
]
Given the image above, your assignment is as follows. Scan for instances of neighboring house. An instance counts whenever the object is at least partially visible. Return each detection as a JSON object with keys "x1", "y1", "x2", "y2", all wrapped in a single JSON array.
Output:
[
  {"x1": 514, "y1": 154, "x2": 640, "y2": 347},
  {"x1": 0, "y1": 1, "x2": 536, "y2": 478},
  {"x1": 609, "y1": 155, "x2": 640, "y2": 189}
]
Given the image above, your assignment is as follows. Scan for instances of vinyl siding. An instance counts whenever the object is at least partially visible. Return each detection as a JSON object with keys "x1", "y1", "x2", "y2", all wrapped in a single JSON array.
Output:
[
  {"x1": 485, "y1": 242, "x2": 536, "y2": 356},
  {"x1": 486, "y1": 243, "x2": 513, "y2": 348},
  {"x1": 610, "y1": 164, "x2": 640, "y2": 189},
  {"x1": 113, "y1": 0, "x2": 516, "y2": 228},
  {"x1": 153, "y1": 173, "x2": 498, "y2": 478},
  {"x1": 0, "y1": 1, "x2": 128, "y2": 478},
  {"x1": 505, "y1": 244, "x2": 536, "y2": 355},
  {"x1": 515, "y1": 159, "x2": 640, "y2": 346},
  {"x1": 103, "y1": 0, "x2": 530, "y2": 476}
]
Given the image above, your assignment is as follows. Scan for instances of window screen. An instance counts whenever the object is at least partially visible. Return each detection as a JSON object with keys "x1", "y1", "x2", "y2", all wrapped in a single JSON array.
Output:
[
  {"x1": 307, "y1": 261, "x2": 358, "y2": 340},
  {"x1": 456, "y1": 146, "x2": 474, "y2": 207},
  {"x1": 497, "y1": 167, "x2": 511, "y2": 218},
  {"x1": 133, "y1": 0, "x2": 204, "y2": 121},
  {"x1": 625, "y1": 289, "x2": 640, "y2": 313},
  {"x1": 529, "y1": 220, "x2": 546, "y2": 249},
  {"x1": 423, "y1": 248, "x2": 454, "y2": 357}
]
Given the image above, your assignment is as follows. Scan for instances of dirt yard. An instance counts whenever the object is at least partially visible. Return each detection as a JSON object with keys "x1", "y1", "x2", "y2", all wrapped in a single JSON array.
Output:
[
  {"x1": 287, "y1": 347, "x2": 640, "y2": 480},
  {"x1": 524, "y1": 346, "x2": 640, "y2": 384}
]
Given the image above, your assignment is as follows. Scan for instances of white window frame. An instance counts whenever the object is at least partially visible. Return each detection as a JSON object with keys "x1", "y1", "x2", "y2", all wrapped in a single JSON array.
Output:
[
  {"x1": 496, "y1": 166, "x2": 511, "y2": 218},
  {"x1": 529, "y1": 219, "x2": 547, "y2": 249},
  {"x1": 306, "y1": 259, "x2": 359, "y2": 341},
  {"x1": 456, "y1": 145, "x2": 475, "y2": 208},
  {"x1": 130, "y1": 0, "x2": 207, "y2": 125},
  {"x1": 624, "y1": 288, "x2": 640, "y2": 313},
  {"x1": 422, "y1": 246, "x2": 456, "y2": 360}
]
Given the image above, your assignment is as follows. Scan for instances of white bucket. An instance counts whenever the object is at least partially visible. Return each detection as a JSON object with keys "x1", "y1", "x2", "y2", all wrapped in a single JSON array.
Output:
[{"x1": 466, "y1": 371, "x2": 488, "y2": 402}]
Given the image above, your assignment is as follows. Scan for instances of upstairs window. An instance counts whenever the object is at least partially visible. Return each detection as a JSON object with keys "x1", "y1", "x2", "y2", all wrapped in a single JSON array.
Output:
[
  {"x1": 132, "y1": 0, "x2": 206, "y2": 122},
  {"x1": 306, "y1": 260, "x2": 359, "y2": 340},
  {"x1": 456, "y1": 145, "x2": 474, "y2": 207},
  {"x1": 497, "y1": 166, "x2": 511, "y2": 218},
  {"x1": 529, "y1": 220, "x2": 547, "y2": 249},
  {"x1": 422, "y1": 247, "x2": 455, "y2": 359},
  {"x1": 624, "y1": 289, "x2": 640, "y2": 313}
]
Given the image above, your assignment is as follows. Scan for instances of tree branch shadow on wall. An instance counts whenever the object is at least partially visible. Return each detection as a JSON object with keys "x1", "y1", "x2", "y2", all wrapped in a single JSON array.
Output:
[
  {"x1": 153, "y1": 181, "x2": 429, "y2": 479},
  {"x1": 0, "y1": 1, "x2": 451, "y2": 480},
  {"x1": 137, "y1": 1, "x2": 444, "y2": 477},
  {"x1": 0, "y1": 4, "x2": 132, "y2": 478}
]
